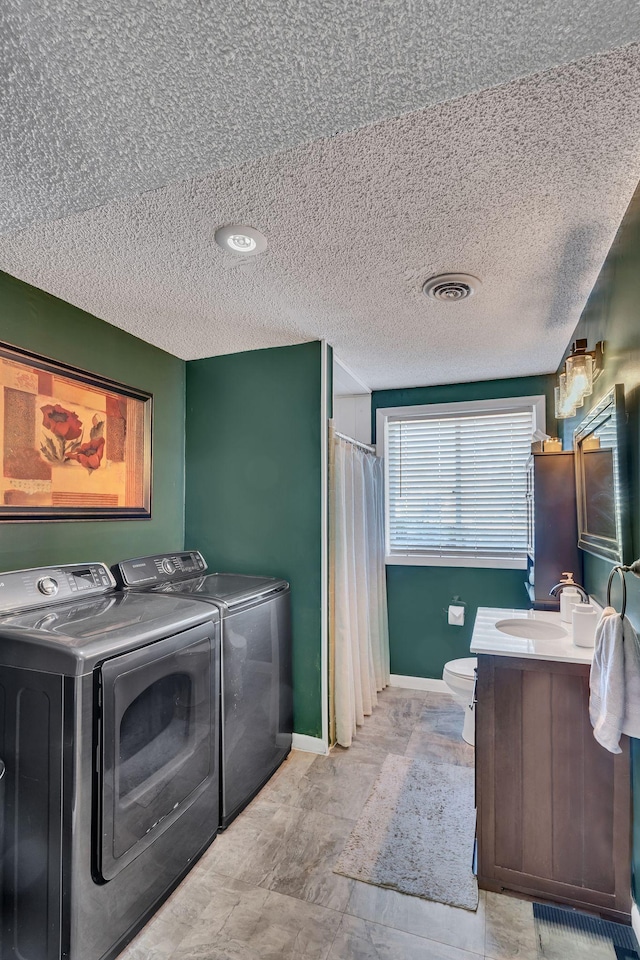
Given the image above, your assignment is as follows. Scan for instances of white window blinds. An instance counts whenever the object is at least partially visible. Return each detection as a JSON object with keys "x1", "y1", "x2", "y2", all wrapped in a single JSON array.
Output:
[{"x1": 386, "y1": 408, "x2": 533, "y2": 564}]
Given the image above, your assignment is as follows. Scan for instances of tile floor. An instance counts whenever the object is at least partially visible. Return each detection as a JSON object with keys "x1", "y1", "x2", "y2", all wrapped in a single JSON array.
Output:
[{"x1": 120, "y1": 687, "x2": 635, "y2": 960}]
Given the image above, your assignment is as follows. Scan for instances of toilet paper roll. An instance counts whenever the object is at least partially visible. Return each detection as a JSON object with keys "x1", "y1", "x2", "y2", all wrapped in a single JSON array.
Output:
[
  {"x1": 448, "y1": 605, "x2": 465, "y2": 626},
  {"x1": 572, "y1": 605, "x2": 598, "y2": 647}
]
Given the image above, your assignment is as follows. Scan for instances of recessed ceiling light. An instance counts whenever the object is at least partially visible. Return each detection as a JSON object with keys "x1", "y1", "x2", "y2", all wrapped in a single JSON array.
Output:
[
  {"x1": 214, "y1": 224, "x2": 268, "y2": 257},
  {"x1": 422, "y1": 273, "x2": 481, "y2": 302}
]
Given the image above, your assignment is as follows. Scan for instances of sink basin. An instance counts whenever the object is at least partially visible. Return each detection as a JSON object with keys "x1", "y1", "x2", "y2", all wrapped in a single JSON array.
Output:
[{"x1": 495, "y1": 618, "x2": 568, "y2": 641}]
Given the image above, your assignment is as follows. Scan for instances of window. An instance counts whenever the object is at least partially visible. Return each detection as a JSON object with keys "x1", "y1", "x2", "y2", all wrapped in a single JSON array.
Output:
[{"x1": 377, "y1": 396, "x2": 545, "y2": 569}]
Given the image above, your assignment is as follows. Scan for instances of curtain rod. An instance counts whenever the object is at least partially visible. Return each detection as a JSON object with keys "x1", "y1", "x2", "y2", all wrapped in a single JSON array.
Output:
[{"x1": 334, "y1": 430, "x2": 376, "y2": 454}]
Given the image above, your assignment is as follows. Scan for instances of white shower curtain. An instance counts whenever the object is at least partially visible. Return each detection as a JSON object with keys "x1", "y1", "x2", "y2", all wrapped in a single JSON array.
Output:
[{"x1": 329, "y1": 426, "x2": 390, "y2": 748}]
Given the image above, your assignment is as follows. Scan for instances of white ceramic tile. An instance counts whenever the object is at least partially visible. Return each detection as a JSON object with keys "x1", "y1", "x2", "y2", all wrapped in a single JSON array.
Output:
[
  {"x1": 484, "y1": 892, "x2": 539, "y2": 960},
  {"x1": 328, "y1": 914, "x2": 484, "y2": 960},
  {"x1": 346, "y1": 881, "x2": 486, "y2": 955}
]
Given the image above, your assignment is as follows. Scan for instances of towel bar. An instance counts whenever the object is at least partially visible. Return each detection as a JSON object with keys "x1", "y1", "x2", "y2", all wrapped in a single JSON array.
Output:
[{"x1": 606, "y1": 559, "x2": 640, "y2": 618}]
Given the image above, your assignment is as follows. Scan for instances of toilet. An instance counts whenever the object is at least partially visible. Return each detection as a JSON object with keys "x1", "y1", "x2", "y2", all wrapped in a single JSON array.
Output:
[{"x1": 442, "y1": 657, "x2": 478, "y2": 746}]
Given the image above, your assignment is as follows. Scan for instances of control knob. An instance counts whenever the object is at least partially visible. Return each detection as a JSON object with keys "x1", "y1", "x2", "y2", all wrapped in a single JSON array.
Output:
[
  {"x1": 161, "y1": 559, "x2": 175, "y2": 576},
  {"x1": 37, "y1": 577, "x2": 59, "y2": 597}
]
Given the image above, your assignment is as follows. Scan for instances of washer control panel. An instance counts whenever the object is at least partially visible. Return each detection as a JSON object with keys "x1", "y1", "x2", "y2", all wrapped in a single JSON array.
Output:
[
  {"x1": 37, "y1": 576, "x2": 59, "y2": 596},
  {"x1": 0, "y1": 563, "x2": 115, "y2": 614},
  {"x1": 114, "y1": 551, "x2": 207, "y2": 587}
]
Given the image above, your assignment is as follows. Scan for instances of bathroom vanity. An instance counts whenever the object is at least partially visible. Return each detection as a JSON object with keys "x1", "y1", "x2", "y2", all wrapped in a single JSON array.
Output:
[{"x1": 472, "y1": 608, "x2": 631, "y2": 921}]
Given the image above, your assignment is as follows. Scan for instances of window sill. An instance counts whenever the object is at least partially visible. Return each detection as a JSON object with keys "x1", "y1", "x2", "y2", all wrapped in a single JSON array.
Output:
[{"x1": 385, "y1": 555, "x2": 528, "y2": 570}]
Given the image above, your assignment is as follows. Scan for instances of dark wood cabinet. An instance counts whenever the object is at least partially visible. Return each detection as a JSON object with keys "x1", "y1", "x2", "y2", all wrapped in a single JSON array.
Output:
[
  {"x1": 476, "y1": 654, "x2": 631, "y2": 921},
  {"x1": 526, "y1": 451, "x2": 582, "y2": 609}
]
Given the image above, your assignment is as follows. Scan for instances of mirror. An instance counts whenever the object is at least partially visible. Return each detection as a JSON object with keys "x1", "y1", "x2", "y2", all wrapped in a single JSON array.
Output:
[{"x1": 574, "y1": 384, "x2": 630, "y2": 564}]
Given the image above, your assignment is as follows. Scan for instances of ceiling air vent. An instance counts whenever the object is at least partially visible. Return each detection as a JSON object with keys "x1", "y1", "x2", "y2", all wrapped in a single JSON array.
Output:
[{"x1": 422, "y1": 273, "x2": 481, "y2": 302}]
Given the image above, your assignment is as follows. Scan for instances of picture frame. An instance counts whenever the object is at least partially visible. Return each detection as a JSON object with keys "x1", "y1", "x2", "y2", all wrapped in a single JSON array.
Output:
[{"x1": 0, "y1": 340, "x2": 152, "y2": 521}]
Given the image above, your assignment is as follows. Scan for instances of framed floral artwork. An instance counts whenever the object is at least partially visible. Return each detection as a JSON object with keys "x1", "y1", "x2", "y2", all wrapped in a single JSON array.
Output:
[{"x1": 0, "y1": 341, "x2": 152, "y2": 521}]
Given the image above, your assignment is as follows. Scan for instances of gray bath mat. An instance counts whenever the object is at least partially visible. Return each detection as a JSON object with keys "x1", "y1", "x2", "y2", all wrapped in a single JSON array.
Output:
[{"x1": 334, "y1": 753, "x2": 478, "y2": 910}]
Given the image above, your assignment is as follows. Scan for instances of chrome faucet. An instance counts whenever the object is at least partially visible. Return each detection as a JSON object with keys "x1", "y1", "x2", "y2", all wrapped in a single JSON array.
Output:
[{"x1": 549, "y1": 572, "x2": 589, "y2": 602}]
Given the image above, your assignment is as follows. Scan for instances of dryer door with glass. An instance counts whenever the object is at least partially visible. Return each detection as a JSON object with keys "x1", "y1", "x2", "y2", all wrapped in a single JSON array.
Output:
[{"x1": 98, "y1": 621, "x2": 219, "y2": 880}]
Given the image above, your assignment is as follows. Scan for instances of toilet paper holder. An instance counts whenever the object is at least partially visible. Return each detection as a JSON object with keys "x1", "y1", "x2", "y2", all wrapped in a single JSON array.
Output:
[{"x1": 445, "y1": 597, "x2": 467, "y2": 626}]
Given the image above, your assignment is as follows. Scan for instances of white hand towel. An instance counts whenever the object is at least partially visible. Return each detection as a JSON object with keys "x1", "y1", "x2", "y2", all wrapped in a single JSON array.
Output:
[
  {"x1": 589, "y1": 606, "x2": 640, "y2": 753},
  {"x1": 590, "y1": 607, "x2": 624, "y2": 753}
]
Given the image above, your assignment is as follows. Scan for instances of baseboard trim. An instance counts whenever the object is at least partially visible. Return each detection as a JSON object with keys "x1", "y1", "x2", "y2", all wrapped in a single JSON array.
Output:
[
  {"x1": 292, "y1": 733, "x2": 329, "y2": 755},
  {"x1": 631, "y1": 899, "x2": 640, "y2": 946},
  {"x1": 389, "y1": 674, "x2": 447, "y2": 692}
]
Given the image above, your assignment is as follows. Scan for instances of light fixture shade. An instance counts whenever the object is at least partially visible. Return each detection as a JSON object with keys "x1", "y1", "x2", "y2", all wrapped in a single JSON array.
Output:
[
  {"x1": 554, "y1": 340, "x2": 605, "y2": 419},
  {"x1": 565, "y1": 352, "x2": 594, "y2": 400},
  {"x1": 555, "y1": 373, "x2": 577, "y2": 419}
]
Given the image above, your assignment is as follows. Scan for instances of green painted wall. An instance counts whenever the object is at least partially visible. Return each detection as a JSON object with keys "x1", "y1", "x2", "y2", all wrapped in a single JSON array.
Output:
[
  {"x1": 0, "y1": 271, "x2": 185, "y2": 570},
  {"x1": 372, "y1": 374, "x2": 556, "y2": 679},
  {"x1": 557, "y1": 187, "x2": 640, "y2": 903},
  {"x1": 185, "y1": 342, "x2": 323, "y2": 738}
]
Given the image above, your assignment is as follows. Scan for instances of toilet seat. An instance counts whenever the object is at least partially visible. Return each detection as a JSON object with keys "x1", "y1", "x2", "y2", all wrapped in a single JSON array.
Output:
[{"x1": 443, "y1": 657, "x2": 477, "y2": 681}]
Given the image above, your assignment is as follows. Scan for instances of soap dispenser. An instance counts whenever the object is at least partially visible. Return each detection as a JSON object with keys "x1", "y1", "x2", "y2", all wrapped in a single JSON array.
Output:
[{"x1": 557, "y1": 572, "x2": 581, "y2": 622}]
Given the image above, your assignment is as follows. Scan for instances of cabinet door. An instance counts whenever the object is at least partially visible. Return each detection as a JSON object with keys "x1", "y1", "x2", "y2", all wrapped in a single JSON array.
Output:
[
  {"x1": 531, "y1": 452, "x2": 582, "y2": 608},
  {"x1": 476, "y1": 654, "x2": 630, "y2": 920}
]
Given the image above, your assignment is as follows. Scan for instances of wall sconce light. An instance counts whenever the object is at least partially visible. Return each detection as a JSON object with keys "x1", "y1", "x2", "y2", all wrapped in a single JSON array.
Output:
[{"x1": 555, "y1": 339, "x2": 605, "y2": 419}]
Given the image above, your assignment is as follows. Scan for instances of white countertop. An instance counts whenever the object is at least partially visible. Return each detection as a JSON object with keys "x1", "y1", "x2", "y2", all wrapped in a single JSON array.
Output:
[{"x1": 470, "y1": 606, "x2": 596, "y2": 664}]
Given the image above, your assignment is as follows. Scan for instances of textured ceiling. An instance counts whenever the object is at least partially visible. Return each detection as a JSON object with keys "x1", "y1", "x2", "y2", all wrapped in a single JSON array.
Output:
[
  {"x1": 2, "y1": 45, "x2": 639, "y2": 390},
  {"x1": 334, "y1": 360, "x2": 371, "y2": 397},
  {"x1": 3, "y1": 0, "x2": 640, "y2": 235}
]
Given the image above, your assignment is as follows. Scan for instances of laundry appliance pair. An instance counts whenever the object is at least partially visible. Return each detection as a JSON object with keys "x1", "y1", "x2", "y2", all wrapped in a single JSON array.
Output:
[{"x1": 0, "y1": 552, "x2": 292, "y2": 960}]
